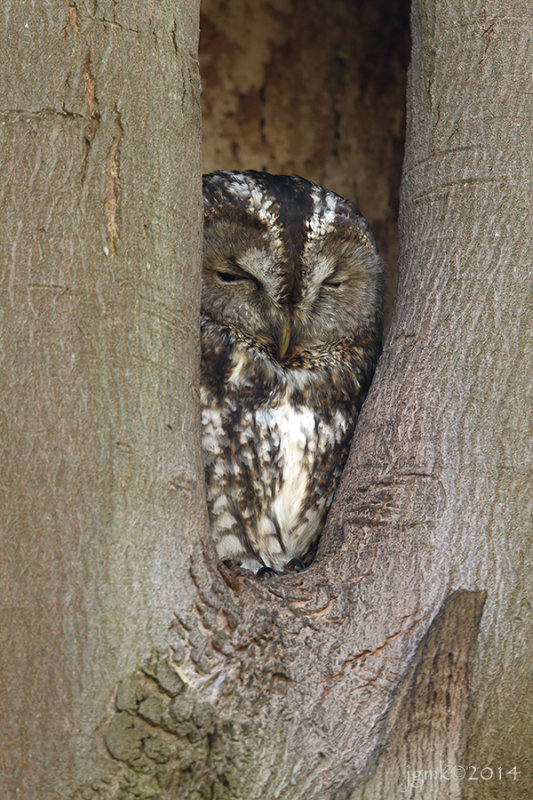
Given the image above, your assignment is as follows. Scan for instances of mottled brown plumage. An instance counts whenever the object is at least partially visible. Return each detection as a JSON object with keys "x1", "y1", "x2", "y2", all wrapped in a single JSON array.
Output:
[{"x1": 201, "y1": 171, "x2": 383, "y2": 573}]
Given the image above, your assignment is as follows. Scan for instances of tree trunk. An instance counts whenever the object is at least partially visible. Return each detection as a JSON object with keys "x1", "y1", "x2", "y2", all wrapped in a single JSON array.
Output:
[
  {"x1": 1, "y1": 1, "x2": 531, "y2": 799},
  {"x1": 0, "y1": 2, "x2": 204, "y2": 796}
]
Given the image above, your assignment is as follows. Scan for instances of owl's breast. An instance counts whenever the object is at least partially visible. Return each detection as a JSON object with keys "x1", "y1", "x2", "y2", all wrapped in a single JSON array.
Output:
[
  {"x1": 255, "y1": 397, "x2": 353, "y2": 567},
  {"x1": 201, "y1": 376, "x2": 355, "y2": 572},
  {"x1": 200, "y1": 322, "x2": 364, "y2": 571}
]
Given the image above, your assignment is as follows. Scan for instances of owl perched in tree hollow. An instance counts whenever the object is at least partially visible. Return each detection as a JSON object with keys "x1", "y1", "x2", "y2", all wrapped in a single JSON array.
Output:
[{"x1": 201, "y1": 171, "x2": 383, "y2": 573}]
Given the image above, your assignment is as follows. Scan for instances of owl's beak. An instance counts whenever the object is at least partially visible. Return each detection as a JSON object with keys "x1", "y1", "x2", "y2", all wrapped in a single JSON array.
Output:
[{"x1": 278, "y1": 322, "x2": 291, "y2": 358}]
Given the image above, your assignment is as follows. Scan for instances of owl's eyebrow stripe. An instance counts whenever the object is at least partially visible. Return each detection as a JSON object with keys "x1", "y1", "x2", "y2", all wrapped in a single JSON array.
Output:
[{"x1": 227, "y1": 256, "x2": 244, "y2": 270}]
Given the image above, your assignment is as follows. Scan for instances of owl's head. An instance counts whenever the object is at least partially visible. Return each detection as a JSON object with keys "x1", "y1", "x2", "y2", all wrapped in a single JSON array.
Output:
[{"x1": 202, "y1": 171, "x2": 383, "y2": 359}]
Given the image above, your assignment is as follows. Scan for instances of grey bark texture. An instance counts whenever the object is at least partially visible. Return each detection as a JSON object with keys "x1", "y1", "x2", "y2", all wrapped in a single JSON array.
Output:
[
  {"x1": 0, "y1": 1, "x2": 531, "y2": 799},
  {"x1": 0, "y1": 1, "x2": 204, "y2": 796}
]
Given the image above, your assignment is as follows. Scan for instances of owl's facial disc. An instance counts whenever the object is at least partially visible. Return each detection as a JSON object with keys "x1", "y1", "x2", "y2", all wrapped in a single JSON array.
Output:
[
  {"x1": 211, "y1": 252, "x2": 293, "y2": 358},
  {"x1": 202, "y1": 171, "x2": 383, "y2": 362},
  {"x1": 202, "y1": 224, "x2": 291, "y2": 355}
]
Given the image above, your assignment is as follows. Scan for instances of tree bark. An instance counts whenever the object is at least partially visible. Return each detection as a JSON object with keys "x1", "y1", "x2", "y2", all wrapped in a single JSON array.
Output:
[
  {"x1": 1, "y1": 1, "x2": 531, "y2": 799},
  {"x1": 0, "y1": 2, "x2": 204, "y2": 796}
]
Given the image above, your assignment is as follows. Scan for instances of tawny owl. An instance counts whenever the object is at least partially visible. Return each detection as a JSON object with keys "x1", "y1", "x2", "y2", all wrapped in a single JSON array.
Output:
[{"x1": 201, "y1": 171, "x2": 383, "y2": 573}]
